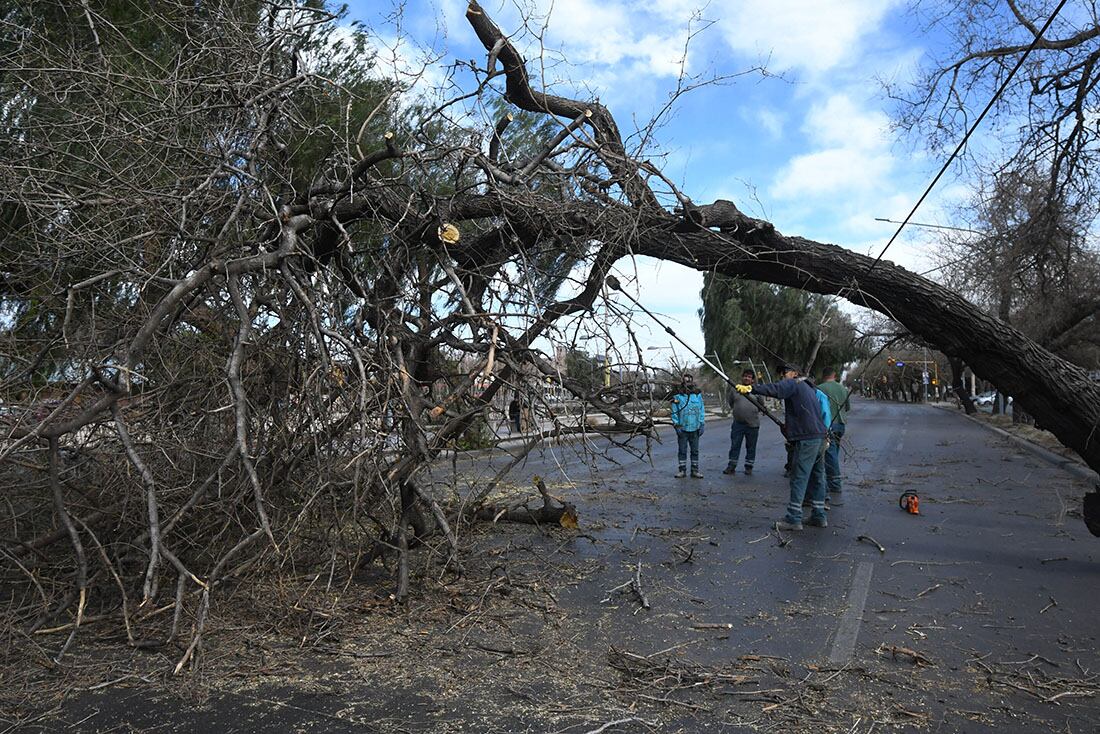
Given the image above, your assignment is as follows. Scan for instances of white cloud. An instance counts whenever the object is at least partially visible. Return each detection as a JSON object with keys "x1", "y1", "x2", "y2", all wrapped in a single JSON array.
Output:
[
  {"x1": 720, "y1": 0, "x2": 903, "y2": 75},
  {"x1": 542, "y1": 0, "x2": 692, "y2": 78},
  {"x1": 742, "y1": 106, "x2": 784, "y2": 139},
  {"x1": 543, "y1": 255, "x2": 706, "y2": 366},
  {"x1": 770, "y1": 93, "x2": 894, "y2": 200},
  {"x1": 607, "y1": 256, "x2": 706, "y2": 358},
  {"x1": 806, "y1": 94, "x2": 890, "y2": 147},
  {"x1": 760, "y1": 88, "x2": 956, "y2": 273},
  {"x1": 771, "y1": 147, "x2": 894, "y2": 199}
]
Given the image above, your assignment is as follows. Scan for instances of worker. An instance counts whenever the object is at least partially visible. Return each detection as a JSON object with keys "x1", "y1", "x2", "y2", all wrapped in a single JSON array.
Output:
[
  {"x1": 735, "y1": 363, "x2": 827, "y2": 530},
  {"x1": 818, "y1": 367, "x2": 850, "y2": 504},
  {"x1": 670, "y1": 372, "x2": 705, "y2": 478},
  {"x1": 723, "y1": 369, "x2": 759, "y2": 476}
]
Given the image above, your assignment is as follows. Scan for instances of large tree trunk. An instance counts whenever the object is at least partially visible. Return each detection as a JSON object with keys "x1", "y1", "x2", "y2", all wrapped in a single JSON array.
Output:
[{"x1": 626, "y1": 200, "x2": 1100, "y2": 474}]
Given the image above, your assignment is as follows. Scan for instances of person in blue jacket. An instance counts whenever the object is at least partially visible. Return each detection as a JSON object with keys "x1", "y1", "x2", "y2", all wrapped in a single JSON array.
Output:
[
  {"x1": 803, "y1": 383, "x2": 833, "y2": 509},
  {"x1": 669, "y1": 372, "x2": 705, "y2": 478},
  {"x1": 735, "y1": 363, "x2": 827, "y2": 530}
]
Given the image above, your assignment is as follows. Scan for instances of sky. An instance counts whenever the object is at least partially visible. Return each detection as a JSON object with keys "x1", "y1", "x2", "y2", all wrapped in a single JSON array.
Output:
[{"x1": 345, "y1": 0, "x2": 974, "y2": 367}]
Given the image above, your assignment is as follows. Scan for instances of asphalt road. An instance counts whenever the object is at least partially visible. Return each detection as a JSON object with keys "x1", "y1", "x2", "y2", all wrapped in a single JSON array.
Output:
[
  {"x1": 28, "y1": 397, "x2": 1100, "y2": 733},
  {"x1": 467, "y1": 396, "x2": 1100, "y2": 728}
]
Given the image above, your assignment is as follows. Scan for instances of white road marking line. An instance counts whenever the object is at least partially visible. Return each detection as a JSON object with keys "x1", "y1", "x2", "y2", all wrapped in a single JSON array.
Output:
[{"x1": 828, "y1": 561, "x2": 874, "y2": 665}]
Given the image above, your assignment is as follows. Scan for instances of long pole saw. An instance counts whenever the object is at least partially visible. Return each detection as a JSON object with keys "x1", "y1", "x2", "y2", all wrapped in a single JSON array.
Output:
[{"x1": 604, "y1": 275, "x2": 784, "y2": 429}]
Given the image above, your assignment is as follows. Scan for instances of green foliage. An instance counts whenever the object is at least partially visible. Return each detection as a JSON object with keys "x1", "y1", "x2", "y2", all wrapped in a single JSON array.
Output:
[
  {"x1": 564, "y1": 348, "x2": 603, "y2": 390},
  {"x1": 699, "y1": 275, "x2": 867, "y2": 378},
  {"x1": 454, "y1": 415, "x2": 494, "y2": 450}
]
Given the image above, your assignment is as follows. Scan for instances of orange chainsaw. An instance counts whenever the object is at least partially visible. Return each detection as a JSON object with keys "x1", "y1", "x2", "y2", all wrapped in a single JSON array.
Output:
[{"x1": 899, "y1": 491, "x2": 920, "y2": 515}]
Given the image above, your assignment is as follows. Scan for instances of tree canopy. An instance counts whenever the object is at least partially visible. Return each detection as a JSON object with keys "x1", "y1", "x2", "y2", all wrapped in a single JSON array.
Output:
[{"x1": 699, "y1": 275, "x2": 867, "y2": 378}]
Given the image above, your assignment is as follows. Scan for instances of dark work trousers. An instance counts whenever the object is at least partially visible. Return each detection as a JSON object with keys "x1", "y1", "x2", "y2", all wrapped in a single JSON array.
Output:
[
  {"x1": 825, "y1": 423, "x2": 845, "y2": 493},
  {"x1": 676, "y1": 429, "x2": 700, "y2": 468},
  {"x1": 785, "y1": 438, "x2": 827, "y2": 525},
  {"x1": 727, "y1": 422, "x2": 759, "y2": 469}
]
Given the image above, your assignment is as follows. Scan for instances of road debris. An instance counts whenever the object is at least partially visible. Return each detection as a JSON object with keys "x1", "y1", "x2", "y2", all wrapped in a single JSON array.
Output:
[
  {"x1": 857, "y1": 534, "x2": 886, "y2": 553},
  {"x1": 773, "y1": 522, "x2": 792, "y2": 547},
  {"x1": 632, "y1": 561, "x2": 650, "y2": 611},
  {"x1": 877, "y1": 643, "x2": 934, "y2": 667}
]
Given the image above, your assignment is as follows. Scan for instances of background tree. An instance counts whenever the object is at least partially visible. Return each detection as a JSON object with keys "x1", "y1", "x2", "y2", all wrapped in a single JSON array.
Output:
[
  {"x1": 934, "y1": 165, "x2": 1100, "y2": 370},
  {"x1": 894, "y1": 0, "x2": 1100, "y2": 218},
  {"x1": 699, "y1": 275, "x2": 868, "y2": 379}
]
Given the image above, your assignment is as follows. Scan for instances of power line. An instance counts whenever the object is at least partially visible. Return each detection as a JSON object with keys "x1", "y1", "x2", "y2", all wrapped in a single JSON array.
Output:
[
  {"x1": 873, "y1": 217, "x2": 985, "y2": 235},
  {"x1": 868, "y1": 0, "x2": 1070, "y2": 273}
]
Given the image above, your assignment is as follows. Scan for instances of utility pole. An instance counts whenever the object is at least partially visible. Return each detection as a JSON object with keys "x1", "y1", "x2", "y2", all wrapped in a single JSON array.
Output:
[{"x1": 922, "y1": 346, "x2": 929, "y2": 402}]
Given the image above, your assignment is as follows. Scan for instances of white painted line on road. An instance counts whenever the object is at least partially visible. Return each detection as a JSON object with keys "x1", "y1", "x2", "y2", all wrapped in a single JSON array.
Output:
[
  {"x1": 893, "y1": 427, "x2": 906, "y2": 453},
  {"x1": 828, "y1": 561, "x2": 874, "y2": 665}
]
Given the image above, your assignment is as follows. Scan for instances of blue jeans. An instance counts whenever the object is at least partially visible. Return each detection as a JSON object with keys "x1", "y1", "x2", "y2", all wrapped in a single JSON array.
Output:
[
  {"x1": 825, "y1": 423, "x2": 845, "y2": 493},
  {"x1": 786, "y1": 438, "x2": 827, "y2": 524},
  {"x1": 676, "y1": 429, "x2": 700, "y2": 467},
  {"x1": 727, "y1": 422, "x2": 759, "y2": 468}
]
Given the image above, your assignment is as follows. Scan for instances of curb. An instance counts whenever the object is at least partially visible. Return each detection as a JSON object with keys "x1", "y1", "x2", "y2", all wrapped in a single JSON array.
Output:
[{"x1": 931, "y1": 404, "x2": 1098, "y2": 483}]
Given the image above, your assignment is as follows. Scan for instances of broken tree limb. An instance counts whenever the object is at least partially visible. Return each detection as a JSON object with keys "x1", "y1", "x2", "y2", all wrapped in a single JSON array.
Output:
[
  {"x1": 877, "y1": 643, "x2": 934, "y2": 667},
  {"x1": 632, "y1": 561, "x2": 650, "y2": 610},
  {"x1": 857, "y1": 534, "x2": 886, "y2": 553},
  {"x1": 473, "y1": 476, "x2": 579, "y2": 528}
]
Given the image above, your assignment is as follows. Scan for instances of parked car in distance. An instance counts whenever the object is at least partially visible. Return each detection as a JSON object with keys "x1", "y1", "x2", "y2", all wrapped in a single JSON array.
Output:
[
  {"x1": 974, "y1": 391, "x2": 996, "y2": 406},
  {"x1": 973, "y1": 391, "x2": 1012, "y2": 407}
]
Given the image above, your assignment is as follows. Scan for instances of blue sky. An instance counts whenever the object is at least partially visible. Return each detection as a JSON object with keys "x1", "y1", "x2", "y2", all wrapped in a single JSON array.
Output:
[{"x1": 346, "y1": 0, "x2": 972, "y2": 364}]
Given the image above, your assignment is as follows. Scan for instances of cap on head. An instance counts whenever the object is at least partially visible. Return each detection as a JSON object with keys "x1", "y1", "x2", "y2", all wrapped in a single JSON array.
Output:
[{"x1": 780, "y1": 363, "x2": 801, "y2": 376}]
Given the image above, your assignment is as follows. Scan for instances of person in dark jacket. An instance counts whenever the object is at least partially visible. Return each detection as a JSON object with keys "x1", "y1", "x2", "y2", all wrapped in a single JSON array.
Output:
[
  {"x1": 508, "y1": 396, "x2": 522, "y2": 433},
  {"x1": 669, "y1": 373, "x2": 706, "y2": 478},
  {"x1": 723, "y1": 369, "x2": 760, "y2": 475},
  {"x1": 735, "y1": 363, "x2": 827, "y2": 530}
]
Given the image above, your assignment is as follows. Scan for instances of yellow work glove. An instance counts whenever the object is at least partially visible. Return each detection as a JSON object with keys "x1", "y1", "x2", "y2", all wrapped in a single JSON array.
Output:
[{"x1": 734, "y1": 384, "x2": 753, "y2": 394}]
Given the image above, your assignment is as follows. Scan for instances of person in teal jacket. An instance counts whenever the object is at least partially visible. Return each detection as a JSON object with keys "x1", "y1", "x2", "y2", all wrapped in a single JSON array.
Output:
[
  {"x1": 803, "y1": 384, "x2": 833, "y2": 509},
  {"x1": 669, "y1": 372, "x2": 705, "y2": 478}
]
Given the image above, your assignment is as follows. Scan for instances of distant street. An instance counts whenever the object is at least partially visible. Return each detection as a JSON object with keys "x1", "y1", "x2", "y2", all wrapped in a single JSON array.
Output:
[{"x1": 42, "y1": 397, "x2": 1100, "y2": 733}]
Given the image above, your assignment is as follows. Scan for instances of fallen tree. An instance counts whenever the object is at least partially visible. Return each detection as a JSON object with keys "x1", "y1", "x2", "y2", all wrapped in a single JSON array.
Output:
[
  {"x1": 2, "y1": 0, "x2": 1099, "y2": 672},
  {"x1": 463, "y1": 1, "x2": 1100, "y2": 476}
]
